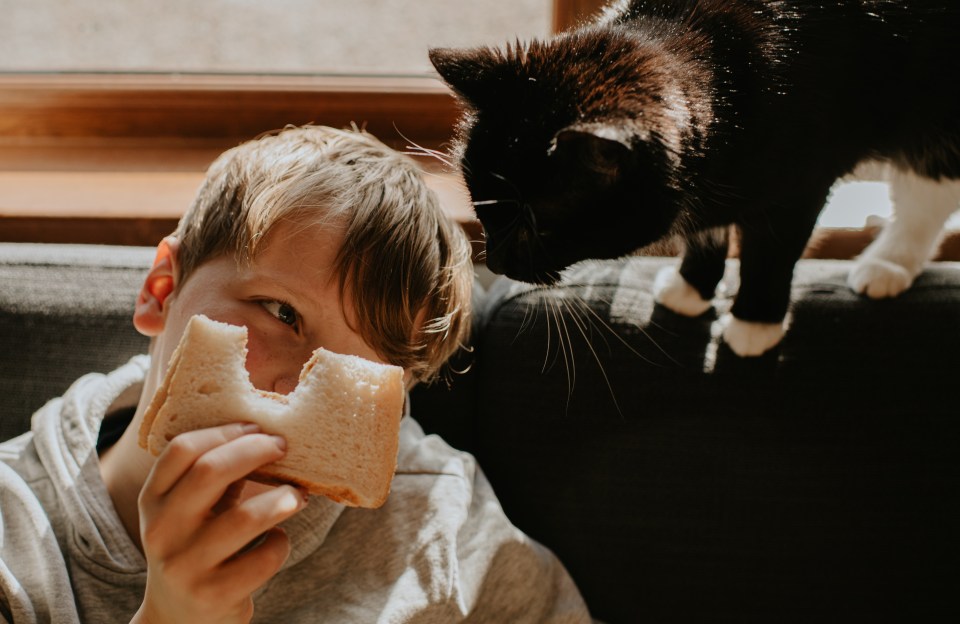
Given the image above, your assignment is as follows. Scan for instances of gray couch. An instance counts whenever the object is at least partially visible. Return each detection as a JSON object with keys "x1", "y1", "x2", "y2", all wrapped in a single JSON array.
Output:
[{"x1": 3, "y1": 242, "x2": 959, "y2": 623}]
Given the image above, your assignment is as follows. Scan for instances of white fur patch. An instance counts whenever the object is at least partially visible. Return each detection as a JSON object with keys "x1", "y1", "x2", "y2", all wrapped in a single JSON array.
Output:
[
  {"x1": 847, "y1": 257, "x2": 913, "y2": 298},
  {"x1": 848, "y1": 166, "x2": 960, "y2": 298},
  {"x1": 653, "y1": 265, "x2": 713, "y2": 317},
  {"x1": 721, "y1": 314, "x2": 786, "y2": 357}
]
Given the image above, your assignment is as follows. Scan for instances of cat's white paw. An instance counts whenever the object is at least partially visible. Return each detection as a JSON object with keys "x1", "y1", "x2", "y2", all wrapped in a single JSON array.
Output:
[
  {"x1": 653, "y1": 266, "x2": 713, "y2": 317},
  {"x1": 847, "y1": 258, "x2": 914, "y2": 299},
  {"x1": 721, "y1": 314, "x2": 786, "y2": 357}
]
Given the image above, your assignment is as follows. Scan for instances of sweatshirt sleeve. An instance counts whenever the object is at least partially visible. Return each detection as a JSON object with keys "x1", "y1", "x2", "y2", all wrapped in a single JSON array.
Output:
[{"x1": 0, "y1": 460, "x2": 81, "y2": 624}]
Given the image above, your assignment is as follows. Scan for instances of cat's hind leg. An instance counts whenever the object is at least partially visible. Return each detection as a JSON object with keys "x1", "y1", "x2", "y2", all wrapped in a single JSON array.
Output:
[
  {"x1": 848, "y1": 167, "x2": 960, "y2": 298},
  {"x1": 654, "y1": 227, "x2": 728, "y2": 316}
]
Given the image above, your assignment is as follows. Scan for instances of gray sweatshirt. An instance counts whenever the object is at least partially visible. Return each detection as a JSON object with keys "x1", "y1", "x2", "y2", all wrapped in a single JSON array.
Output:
[{"x1": 0, "y1": 356, "x2": 590, "y2": 623}]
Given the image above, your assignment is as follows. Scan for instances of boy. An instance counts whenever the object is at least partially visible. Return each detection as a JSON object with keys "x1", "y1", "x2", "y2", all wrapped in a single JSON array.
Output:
[{"x1": 0, "y1": 126, "x2": 590, "y2": 623}]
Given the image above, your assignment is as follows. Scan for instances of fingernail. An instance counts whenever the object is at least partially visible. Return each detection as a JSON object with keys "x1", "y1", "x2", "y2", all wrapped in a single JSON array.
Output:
[
  {"x1": 272, "y1": 435, "x2": 287, "y2": 451},
  {"x1": 241, "y1": 423, "x2": 260, "y2": 434}
]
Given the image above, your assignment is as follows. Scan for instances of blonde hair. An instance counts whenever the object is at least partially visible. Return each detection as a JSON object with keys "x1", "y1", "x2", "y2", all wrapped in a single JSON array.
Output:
[{"x1": 174, "y1": 125, "x2": 472, "y2": 383}]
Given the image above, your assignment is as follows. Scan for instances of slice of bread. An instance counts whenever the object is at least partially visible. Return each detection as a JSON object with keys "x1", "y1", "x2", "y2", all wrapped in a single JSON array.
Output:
[{"x1": 138, "y1": 314, "x2": 404, "y2": 508}]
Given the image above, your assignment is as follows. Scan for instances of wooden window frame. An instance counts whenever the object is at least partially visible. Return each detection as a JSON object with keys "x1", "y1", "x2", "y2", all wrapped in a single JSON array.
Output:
[
  {"x1": 0, "y1": 73, "x2": 465, "y2": 245},
  {"x1": 0, "y1": 73, "x2": 458, "y2": 153}
]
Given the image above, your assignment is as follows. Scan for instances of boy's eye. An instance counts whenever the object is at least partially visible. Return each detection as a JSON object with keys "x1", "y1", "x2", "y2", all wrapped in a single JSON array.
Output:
[{"x1": 261, "y1": 300, "x2": 299, "y2": 329}]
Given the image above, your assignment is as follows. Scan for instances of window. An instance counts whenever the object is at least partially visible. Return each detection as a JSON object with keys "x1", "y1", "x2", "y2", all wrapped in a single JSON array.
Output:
[{"x1": 1, "y1": 0, "x2": 552, "y2": 75}]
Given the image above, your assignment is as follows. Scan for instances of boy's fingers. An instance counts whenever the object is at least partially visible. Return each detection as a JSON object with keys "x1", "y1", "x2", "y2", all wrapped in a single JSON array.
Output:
[
  {"x1": 142, "y1": 422, "x2": 261, "y2": 499},
  {"x1": 197, "y1": 485, "x2": 306, "y2": 567},
  {"x1": 213, "y1": 527, "x2": 292, "y2": 599},
  {"x1": 212, "y1": 479, "x2": 248, "y2": 515},
  {"x1": 163, "y1": 433, "x2": 288, "y2": 521}
]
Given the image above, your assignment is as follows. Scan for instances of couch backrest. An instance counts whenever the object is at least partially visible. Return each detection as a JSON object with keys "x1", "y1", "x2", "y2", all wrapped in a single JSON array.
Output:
[{"x1": 0, "y1": 243, "x2": 152, "y2": 440}]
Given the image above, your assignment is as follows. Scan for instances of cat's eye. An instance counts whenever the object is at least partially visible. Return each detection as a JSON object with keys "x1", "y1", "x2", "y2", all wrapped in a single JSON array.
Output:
[{"x1": 261, "y1": 300, "x2": 300, "y2": 330}]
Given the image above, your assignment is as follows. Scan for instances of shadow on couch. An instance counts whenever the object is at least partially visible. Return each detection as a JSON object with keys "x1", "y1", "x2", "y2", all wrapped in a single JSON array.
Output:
[{"x1": 3, "y1": 243, "x2": 959, "y2": 623}]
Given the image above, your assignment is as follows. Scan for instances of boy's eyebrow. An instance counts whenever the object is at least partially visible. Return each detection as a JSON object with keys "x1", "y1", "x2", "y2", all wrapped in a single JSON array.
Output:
[
  {"x1": 244, "y1": 266, "x2": 334, "y2": 315},
  {"x1": 244, "y1": 271, "x2": 305, "y2": 303}
]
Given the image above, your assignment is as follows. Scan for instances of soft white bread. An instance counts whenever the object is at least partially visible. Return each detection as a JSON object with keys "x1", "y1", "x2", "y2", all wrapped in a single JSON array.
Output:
[{"x1": 138, "y1": 314, "x2": 404, "y2": 508}]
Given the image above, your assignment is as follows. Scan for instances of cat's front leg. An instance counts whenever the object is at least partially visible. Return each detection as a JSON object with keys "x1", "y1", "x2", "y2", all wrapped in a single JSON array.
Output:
[
  {"x1": 848, "y1": 168, "x2": 960, "y2": 298},
  {"x1": 724, "y1": 208, "x2": 821, "y2": 357},
  {"x1": 654, "y1": 227, "x2": 729, "y2": 316},
  {"x1": 720, "y1": 261, "x2": 790, "y2": 357}
]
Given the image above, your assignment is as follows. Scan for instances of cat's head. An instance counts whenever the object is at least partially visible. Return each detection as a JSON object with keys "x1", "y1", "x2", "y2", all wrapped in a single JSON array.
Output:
[{"x1": 430, "y1": 29, "x2": 695, "y2": 284}]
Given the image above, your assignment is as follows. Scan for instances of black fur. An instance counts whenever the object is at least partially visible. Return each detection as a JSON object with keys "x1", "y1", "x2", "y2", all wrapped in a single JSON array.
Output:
[{"x1": 430, "y1": 0, "x2": 960, "y2": 324}]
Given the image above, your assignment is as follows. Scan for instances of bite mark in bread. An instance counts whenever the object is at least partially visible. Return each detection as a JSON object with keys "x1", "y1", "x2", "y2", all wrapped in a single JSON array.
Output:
[{"x1": 138, "y1": 314, "x2": 404, "y2": 508}]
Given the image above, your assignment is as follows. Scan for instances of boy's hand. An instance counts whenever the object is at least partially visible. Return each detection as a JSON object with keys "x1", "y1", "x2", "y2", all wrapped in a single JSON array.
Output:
[{"x1": 132, "y1": 423, "x2": 308, "y2": 624}]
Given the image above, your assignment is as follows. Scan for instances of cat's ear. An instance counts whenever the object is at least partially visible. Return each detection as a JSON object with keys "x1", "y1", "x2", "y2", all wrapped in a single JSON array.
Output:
[
  {"x1": 429, "y1": 46, "x2": 501, "y2": 106},
  {"x1": 550, "y1": 124, "x2": 633, "y2": 180}
]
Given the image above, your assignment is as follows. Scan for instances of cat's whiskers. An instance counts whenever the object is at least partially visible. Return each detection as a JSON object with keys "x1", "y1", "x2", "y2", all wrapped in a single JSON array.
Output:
[
  {"x1": 507, "y1": 272, "x2": 685, "y2": 418},
  {"x1": 547, "y1": 277, "x2": 691, "y2": 416},
  {"x1": 474, "y1": 201, "x2": 531, "y2": 265},
  {"x1": 516, "y1": 279, "x2": 613, "y2": 414},
  {"x1": 393, "y1": 127, "x2": 458, "y2": 170},
  {"x1": 554, "y1": 295, "x2": 598, "y2": 409},
  {"x1": 555, "y1": 294, "x2": 625, "y2": 418},
  {"x1": 402, "y1": 148, "x2": 456, "y2": 170},
  {"x1": 569, "y1": 289, "x2": 676, "y2": 367},
  {"x1": 471, "y1": 199, "x2": 521, "y2": 207},
  {"x1": 472, "y1": 198, "x2": 544, "y2": 261},
  {"x1": 490, "y1": 172, "x2": 524, "y2": 201},
  {"x1": 546, "y1": 295, "x2": 577, "y2": 407},
  {"x1": 540, "y1": 291, "x2": 554, "y2": 373},
  {"x1": 475, "y1": 173, "x2": 557, "y2": 275},
  {"x1": 517, "y1": 290, "x2": 540, "y2": 338}
]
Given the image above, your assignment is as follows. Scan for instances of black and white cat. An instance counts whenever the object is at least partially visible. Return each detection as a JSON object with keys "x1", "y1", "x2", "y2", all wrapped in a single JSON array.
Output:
[{"x1": 429, "y1": 0, "x2": 960, "y2": 356}]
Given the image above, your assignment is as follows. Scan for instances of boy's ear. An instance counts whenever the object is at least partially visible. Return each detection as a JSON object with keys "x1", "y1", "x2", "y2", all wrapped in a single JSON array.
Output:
[{"x1": 133, "y1": 237, "x2": 180, "y2": 337}]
